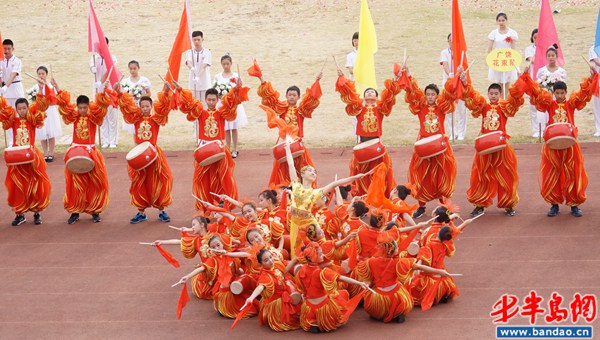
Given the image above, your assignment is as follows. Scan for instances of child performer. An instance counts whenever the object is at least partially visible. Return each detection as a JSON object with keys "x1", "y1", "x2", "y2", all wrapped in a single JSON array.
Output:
[
  {"x1": 335, "y1": 67, "x2": 402, "y2": 196},
  {"x1": 460, "y1": 70, "x2": 528, "y2": 217},
  {"x1": 0, "y1": 81, "x2": 50, "y2": 226},
  {"x1": 116, "y1": 81, "x2": 174, "y2": 224},
  {"x1": 250, "y1": 61, "x2": 322, "y2": 186},
  {"x1": 525, "y1": 64, "x2": 597, "y2": 217},
  {"x1": 52, "y1": 77, "x2": 113, "y2": 224},
  {"x1": 401, "y1": 66, "x2": 458, "y2": 218},
  {"x1": 213, "y1": 54, "x2": 247, "y2": 158},
  {"x1": 174, "y1": 77, "x2": 248, "y2": 211},
  {"x1": 29, "y1": 66, "x2": 62, "y2": 162}
]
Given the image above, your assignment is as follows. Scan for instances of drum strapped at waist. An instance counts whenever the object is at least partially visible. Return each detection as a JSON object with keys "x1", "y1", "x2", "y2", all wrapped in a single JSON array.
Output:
[
  {"x1": 197, "y1": 139, "x2": 224, "y2": 146},
  {"x1": 359, "y1": 136, "x2": 380, "y2": 143},
  {"x1": 290, "y1": 207, "x2": 312, "y2": 219},
  {"x1": 70, "y1": 143, "x2": 96, "y2": 149}
]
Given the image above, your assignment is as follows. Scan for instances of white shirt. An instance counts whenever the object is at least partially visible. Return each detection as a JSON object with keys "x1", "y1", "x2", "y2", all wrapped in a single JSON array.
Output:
[
  {"x1": 440, "y1": 48, "x2": 453, "y2": 83},
  {"x1": 346, "y1": 49, "x2": 357, "y2": 80},
  {"x1": 589, "y1": 46, "x2": 600, "y2": 73},
  {"x1": 488, "y1": 28, "x2": 519, "y2": 49},
  {"x1": 186, "y1": 48, "x2": 212, "y2": 90},
  {"x1": 536, "y1": 66, "x2": 567, "y2": 92},
  {"x1": 524, "y1": 44, "x2": 536, "y2": 77},
  {"x1": 89, "y1": 54, "x2": 118, "y2": 93},
  {"x1": 121, "y1": 76, "x2": 151, "y2": 102},
  {"x1": 0, "y1": 55, "x2": 25, "y2": 99}
]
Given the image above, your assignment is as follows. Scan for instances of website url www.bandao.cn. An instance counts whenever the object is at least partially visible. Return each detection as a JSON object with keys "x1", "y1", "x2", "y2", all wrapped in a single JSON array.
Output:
[{"x1": 497, "y1": 326, "x2": 593, "y2": 339}]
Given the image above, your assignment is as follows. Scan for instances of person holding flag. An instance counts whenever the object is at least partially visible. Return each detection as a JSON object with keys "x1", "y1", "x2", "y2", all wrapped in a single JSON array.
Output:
[
  {"x1": 1, "y1": 38, "x2": 25, "y2": 147},
  {"x1": 440, "y1": 33, "x2": 467, "y2": 141}
]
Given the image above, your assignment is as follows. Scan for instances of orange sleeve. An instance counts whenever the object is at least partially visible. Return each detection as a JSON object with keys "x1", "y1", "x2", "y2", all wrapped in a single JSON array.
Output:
[
  {"x1": 568, "y1": 75, "x2": 595, "y2": 111},
  {"x1": 27, "y1": 95, "x2": 48, "y2": 128},
  {"x1": 152, "y1": 90, "x2": 172, "y2": 126},
  {"x1": 444, "y1": 240, "x2": 456, "y2": 257},
  {"x1": 55, "y1": 90, "x2": 78, "y2": 125},
  {"x1": 335, "y1": 75, "x2": 363, "y2": 116},
  {"x1": 218, "y1": 86, "x2": 249, "y2": 121},
  {"x1": 417, "y1": 246, "x2": 433, "y2": 266},
  {"x1": 462, "y1": 83, "x2": 487, "y2": 118},
  {"x1": 0, "y1": 96, "x2": 16, "y2": 130},
  {"x1": 499, "y1": 80, "x2": 526, "y2": 118},
  {"x1": 297, "y1": 81, "x2": 321, "y2": 118},
  {"x1": 396, "y1": 258, "x2": 417, "y2": 283},
  {"x1": 403, "y1": 76, "x2": 426, "y2": 115},
  {"x1": 376, "y1": 78, "x2": 402, "y2": 116},
  {"x1": 320, "y1": 267, "x2": 340, "y2": 294},
  {"x1": 525, "y1": 74, "x2": 552, "y2": 112},
  {"x1": 257, "y1": 81, "x2": 288, "y2": 115},
  {"x1": 257, "y1": 271, "x2": 276, "y2": 298},
  {"x1": 178, "y1": 89, "x2": 204, "y2": 121},
  {"x1": 117, "y1": 92, "x2": 142, "y2": 124},
  {"x1": 436, "y1": 78, "x2": 457, "y2": 114},
  {"x1": 180, "y1": 235, "x2": 199, "y2": 259},
  {"x1": 355, "y1": 258, "x2": 373, "y2": 282},
  {"x1": 87, "y1": 91, "x2": 112, "y2": 126},
  {"x1": 269, "y1": 220, "x2": 285, "y2": 241}
]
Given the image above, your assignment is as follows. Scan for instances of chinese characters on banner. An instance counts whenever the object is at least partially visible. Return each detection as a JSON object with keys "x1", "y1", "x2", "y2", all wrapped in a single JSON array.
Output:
[{"x1": 486, "y1": 48, "x2": 523, "y2": 72}]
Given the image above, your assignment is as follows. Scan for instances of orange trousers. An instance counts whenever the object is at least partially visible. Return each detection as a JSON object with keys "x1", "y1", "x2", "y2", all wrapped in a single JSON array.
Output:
[
  {"x1": 408, "y1": 138, "x2": 456, "y2": 204},
  {"x1": 350, "y1": 151, "x2": 396, "y2": 197},
  {"x1": 5, "y1": 147, "x2": 51, "y2": 214},
  {"x1": 539, "y1": 143, "x2": 587, "y2": 206},
  {"x1": 127, "y1": 146, "x2": 173, "y2": 210},
  {"x1": 193, "y1": 148, "x2": 238, "y2": 211},
  {"x1": 64, "y1": 147, "x2": 109, "y2": 214}
]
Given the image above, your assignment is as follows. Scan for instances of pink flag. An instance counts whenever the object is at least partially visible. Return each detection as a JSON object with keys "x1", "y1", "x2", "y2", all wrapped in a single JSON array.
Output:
[
  {"x1": 88, "y1": 0, "x2": 121, "y2": 85},
  {"x1": 534, "y1": 0, "x2": 564, "y2": 76}
]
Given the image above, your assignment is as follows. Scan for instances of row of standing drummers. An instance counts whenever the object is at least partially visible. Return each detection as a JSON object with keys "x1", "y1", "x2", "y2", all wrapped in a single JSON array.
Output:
[{"x1": 1, "y1": 59, "x2": 597, "y2": 226}]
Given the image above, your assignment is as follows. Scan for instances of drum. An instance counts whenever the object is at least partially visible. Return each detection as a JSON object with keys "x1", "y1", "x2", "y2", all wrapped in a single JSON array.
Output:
[
  {"x1": 4, "y1": 145, "x2": 35, "y2": 166},
  {"x1": 65, "y1": 145, "x2": 95, "y2": 174},
  {"x1": 544, "y1": 123, "x2": 576, "y2": 150},
  {"x1": 272, "y1": 138, "x2": 305, "y2": 163},
  {"x1": 353, "y1": 138, "x2": 386, "y2": 164},
  {"x1": 414, "y1": 134, "x2": 447, "y2": 159},
  {"x1": 230, "y1": 274, "x2": 257, "y2": 295},
  {"x1": 407, "y1": 241, "x2": 420, "y2": 257},
  {"x1": 126, "y1": 142, "x2": 158, "y2": 171},
  {"x1": 194, "y1": 140, "x2": 226, "y2": 166},
  {"x1": 475, "y1": 131, "x2": 507, "y2": 155}
]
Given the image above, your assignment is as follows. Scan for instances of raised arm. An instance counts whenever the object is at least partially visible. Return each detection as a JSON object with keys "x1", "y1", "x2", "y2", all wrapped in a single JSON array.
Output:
[
  {"x1": 297, "y1": 73, "x2": 323, "y2": 118},
  {"x1": 174, "y1": 265, "x2": 206, "y2": 286},
  {"x1": 0, "y1": 97, "x2": 16, "y2": 129},
  {"x1": 567, "y1": 70, "x2": 598, "y2": 111},
  {"x1": 335, "y1": 69, "x2": 363, "y2": 116},
  {"x1": 436, "y1": 78, "x2": 458, "y2": 114},
  {"x1": 461, "y1": 81, "x2": 488, "y2": 118},
  {"x1": 52, "y1": 78, "x2": 79, "y2": 125},
  {"x1": 284, "y1": 139, "x2": 299, "y2": 182},
  {"x1": 177, "y1": 87, "x2": 205, "y2": 121},
  {"x1": 499, "y1": 77, "x2": 526, "y2": 118},
  {"x1": 87, "y1": 90, "x2": 114, "y2": 126},
  {"x1": 217, "y1": 80, "x2": 250, "y2": 121},
  {"x1": 151, "y1": 84, "x2": 173, "y2": 126},
  {"x1": 403, "y1": 72, "x2": 427, "y2": 114},
  {"x1": 116, "y1": 84, "x2": 143, "y2": 124},
  {"x1": 257, "y1": 80, "x2": 288, "y2": 115},
  {"x1": 376, "y1": 77, "x2": 402, "y2": 116},
  {"x1": 320, "y1": 172, "x2": 369, "y2": 195}
]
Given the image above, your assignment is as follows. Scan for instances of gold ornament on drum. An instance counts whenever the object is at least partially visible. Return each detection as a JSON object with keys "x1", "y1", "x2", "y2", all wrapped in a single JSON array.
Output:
[
  {"x1": 424, "y1": 107, "x2": 440, "y2": 133},
  {"x1": 76, "y1": 117, "x2": 90, "y2": 140},
  {"x1": 361, "y1": 106, "x2": 378, "y2": 133},
  {"x1": 484, "y1": 106, "x2": 501, "y2": 131},
  {"x1": 137, "y1": 120, "x2": 153, "y2": 141},
  {"x1": 553, "y1": 103, "x2": 568, "y2": 123},
  {"x1": 284, "y1": 107, "x2": 298, "y2": 127},
  {"x1": 15, "y1": 122, "x2": 30, "y2": 146},
  {"x1": 204, "y1": 112, "x2": 219, "y2": 138}
]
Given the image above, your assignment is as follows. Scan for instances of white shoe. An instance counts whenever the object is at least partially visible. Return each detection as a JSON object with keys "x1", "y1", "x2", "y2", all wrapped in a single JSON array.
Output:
[
  {"x1": 457, "y1": 136, "x2": 465, "y2": 141},
  {"x1": 109, "y1": 144, "x2": 117, "y2": 148},
  {"x1": 532, "y1": 133, "x2": 540, "y2": 138},
  {"x1": 101, "y1": 144, "x2": 109, "y2": 148}
]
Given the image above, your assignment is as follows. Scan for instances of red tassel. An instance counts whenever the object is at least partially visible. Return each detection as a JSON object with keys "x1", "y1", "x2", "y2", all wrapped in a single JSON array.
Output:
[
  {"x1": 155, "y1": 244, "x2": 180, "y2": 268},
  {"x1": 393, "y1": 63, "x2": 401, "y2": 76},
  {"x1": 341, "y1": 289, "x2": 367, "y2": 323},
  {"x1": 397, "y1": 72, "x2": 411, "y2": 89},
  {"x1": 176, "y1": 282, "x2": 190, "y2": 319},
  {"x1": 336, "y1": 75, "x2": 347, "y2": 89},
  {"x1": 247, "y1": 59, "x2": 262, "y2": 78},
  {"x1": 347, "y1": 240, "x2": 357, "y2": 270},
  {"x1": 310, "y1": 80, "x2": 322, "y2": 98}
]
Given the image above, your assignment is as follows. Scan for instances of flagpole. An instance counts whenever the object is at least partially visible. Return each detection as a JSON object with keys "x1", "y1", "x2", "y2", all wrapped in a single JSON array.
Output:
[{"x1": 93, "y1": 54, "x2": 103, "y2": 149}]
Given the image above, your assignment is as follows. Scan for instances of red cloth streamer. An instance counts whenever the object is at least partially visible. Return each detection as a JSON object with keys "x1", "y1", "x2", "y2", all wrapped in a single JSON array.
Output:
[
  {"x1": 231, "y1": 303, "x2": 253, "y2": 330},
  {"x1": 247, "y1": 59, "x2": 262, "y2": 78},
  {"x1": 216, "y1": 256, "x2": 234, "y2": 288},
  {"x1": 44, "y1": 84, "x2": 58, "y2": 105},
  {"x1": 310, "y1": 80, "x2": 322, "y2": 98},
  {"x1": 366, "y1": 163, "x2": 418, "y2": 214},
  {"x1": 591, "y1": 72, "x2": 600, "y2": 97},
  {"x1": 341, "y1": 289, "x2": 367, "y2": 323},
  {"x1": 176, "y1": 282, "x2": 190, "y2": 319},
  {"x1": 169, "y1": 90, "x2": 180, "y2": 111},
  {"x1": 336, "y1": 75, "x2": 348, "y2": 89},
  {"x1": 346, "y1": 239, "x2": 358, "y2": 270},
  {"x1": 155, "y1": 244, "x2": 180, "y2": 268},
  {"x1": 393, "y1": 63, "x2": 401, "y2": 76},
  {"x1": 398, "y1": 228, "x2": 420, "y2": 253},
  {"x1": 259, "y1": 104, "x2": 299, "y2": 140}
]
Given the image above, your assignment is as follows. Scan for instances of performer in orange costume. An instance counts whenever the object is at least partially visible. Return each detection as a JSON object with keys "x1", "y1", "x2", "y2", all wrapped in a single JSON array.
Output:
[
  {"x1": 117, "y1": 82, "x2": 174, "y2": 224},
  {"x1": 335, "y1": 67, "x2": 402, "y2": 196},
  {"x1": 525, "y1": 67, "x2": 597, "y2": 217},
  {"x1": 460, "y1": 72, "x2": 527, "y2": 217},
  {"x1": 250, "y1": 61, "x2": 322, "y2": 187},
  {"x1": 402, "y1": 68, "x2": 458, "y2": 218},
  {"x1": 0, "y1": 88, "x2": 50, "y2": 226},
  {"x1": 52, "y1": 78, "x2": 112, "y2": 224},
  {"x1": 175, "y1": 78, "x2": 249, "y2": 211}
]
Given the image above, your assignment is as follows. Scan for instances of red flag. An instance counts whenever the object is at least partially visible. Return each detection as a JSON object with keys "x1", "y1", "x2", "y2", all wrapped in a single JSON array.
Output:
[
  {"x1": 88, "y1": 0, "x2": 121, "y2": 86},
  {"x1": 310, "y1": 80, "x2": 322, "y2": 98},
  {"x1": 0, "y1": 32, "x2": 4, "y2": 60},
  {"x1": 341, "y1": 289, "x2": 367, "y2": 323},
  {"x1": 176, "y1": 282, "x2": 190, "y2": 319},
  {"x1": 231, "y1": 303, "x2": 253, "y2": 330},
  {"x1": 534, "y1": 0, "x2": 564, "y2": 76},
  {"x1": 246, "y1": 59, "x2": 262, "y2": 78},
  {"x1": 451, "y1": 0, "x2": 470, "y2": 83},
  {"x1": 366, "y1": 163, "x2": 418, "y2": 214},
  {"x1": 165, "y1": 0, "x2": 193, "y2": 82},
  {"x1": 155, "y1": 245, "x2": 180, "y2": 268}
]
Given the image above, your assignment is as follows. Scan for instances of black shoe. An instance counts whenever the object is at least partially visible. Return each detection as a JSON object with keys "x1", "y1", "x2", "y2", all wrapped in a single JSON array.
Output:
[
  {"x1": 309, "y1": 325, "x2": 321, "y2": 334},
  {"x1": 47, "y1": 155, "x2": 54, "y2": 163},
  {"x1": 395, "y1": 314, "x2": 406, "y2": 323},
  {"x1": 470, "y1": 206, "x2": 484, "y2": 217},
  {"x1": 505, "y1": 208, "x2": 516, "y2": 217},
  {"x1": 413, "y1": 206, "x2": 426, "y2": 219},
  {"x1": 34, "y1": 212, "x2": 42, "y2": 225},
  {"x1": 440, "y1": 295, "x2": 451, "y2": 304},
  {"x1": 11, "y1": 214, "x2": 26, "y2": 226},
  {"x1": 92, "y1": 214, "x2": 102, "y2": 223},
  {"x1": 547, "y1": 204, "x2": 559, "y2": 217},
  {"x1": 67, "y1": 213, "x2": 80, "y2": 224},
  {"x1": 570, "y1": 206, "x2": 582, "y2": 217}
]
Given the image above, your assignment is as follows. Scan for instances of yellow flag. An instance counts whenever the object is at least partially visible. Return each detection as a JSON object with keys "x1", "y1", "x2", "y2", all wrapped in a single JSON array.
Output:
[{"x1": 354, "y1": 0, "x2": 378, "y2": 93}]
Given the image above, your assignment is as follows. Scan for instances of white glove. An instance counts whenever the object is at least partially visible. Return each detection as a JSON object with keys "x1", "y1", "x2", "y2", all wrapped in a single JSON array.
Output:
[
  {"x1": 190, "y1": 66, "x2": 197, "y2": 72},
  {"x1": 94, "y1": 81, "x2": 103, "y2": 89},
  {"x1": 90, "y1": 66, "x2": 97, "y2": 74}
]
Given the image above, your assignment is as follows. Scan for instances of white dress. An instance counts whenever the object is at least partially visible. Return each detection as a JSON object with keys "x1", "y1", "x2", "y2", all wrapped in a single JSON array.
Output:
[
  {"x1": 120, "y1": 76, "x2": 152, "y2": 133},
  {"x1": 487, "y1": 28, "x2": 519, "y2": 83},
  {"x1": 536, "y1": 65, "x2": 567, "y2": 128},
  {"x1": 30, "y1": 84, "x2": 62, "y2": 140},
  {"x1": 213, "y1": 72, "x2": 247, "y2": 130}
]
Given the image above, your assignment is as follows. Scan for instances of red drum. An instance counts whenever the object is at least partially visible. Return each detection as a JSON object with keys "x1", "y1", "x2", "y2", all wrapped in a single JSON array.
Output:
[
  {"x1": 65, "y1": 145, "x2": 95, "y2": 174},
  {"x1": 353, "y1": 138, "x2": 386, "y2": 164},
  {"x1": 414, "y1": 134, "x2": 447, "y2": 159},
  {"x1": 272, "y1": 138, "x2": 305, "y2": 163},
  {"x1": 126, "y1": 142, "x2": 158, "y2": 171},
  {"x1": 475, "y1": 131, "x2": 507, "y2": 155},
  {"x1": 4, "y1": 145, "x2": 35, "y2": 166},
  {"x1": 194, "y1": 140, "x2": 226, "y2": 166},
  {"x1": 544, "y1": 123, "x2": 576, "y2": 150},
  {"x1": 230, "y1": 274, "x2": 257, "y2": 295}
]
